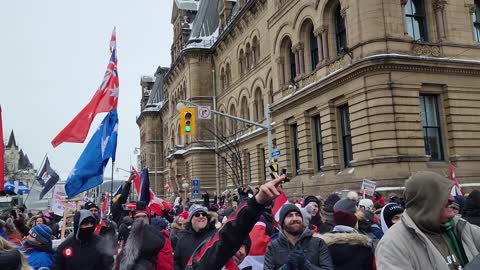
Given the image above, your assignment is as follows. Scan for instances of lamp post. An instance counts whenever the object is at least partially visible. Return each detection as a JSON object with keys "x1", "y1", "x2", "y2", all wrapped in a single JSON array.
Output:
[{"x1": 181, "y1": 181, "x2": 189, "y2": 210}]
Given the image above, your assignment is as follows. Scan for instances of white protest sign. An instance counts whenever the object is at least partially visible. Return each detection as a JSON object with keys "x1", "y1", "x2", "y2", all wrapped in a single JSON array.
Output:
[
  {"x1": 49, "y1": 184, "x2": 77, "y2": 216},
  {"x1": 360, "y1": 179, "x2": 377, "y2": 197}
]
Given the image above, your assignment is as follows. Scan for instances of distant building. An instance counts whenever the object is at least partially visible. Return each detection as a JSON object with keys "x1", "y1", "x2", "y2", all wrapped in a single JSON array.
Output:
[
  {"x1": 140, "y1": 0, "x2": 480, "y2": 197},
  {"x1": 4, "y1": 130, "x2": 36, "y2": 185}
]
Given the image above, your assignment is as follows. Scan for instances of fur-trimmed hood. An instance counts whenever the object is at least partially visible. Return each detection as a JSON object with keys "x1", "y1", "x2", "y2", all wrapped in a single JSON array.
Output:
[{"x1": 319, "y1": 232, "x2": 370, "y2": 247}]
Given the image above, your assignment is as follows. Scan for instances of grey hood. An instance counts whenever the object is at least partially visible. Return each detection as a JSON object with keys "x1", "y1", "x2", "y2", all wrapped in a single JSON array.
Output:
[{"x1": 73, "y1": 209, "x2": 97, "y2": 241}]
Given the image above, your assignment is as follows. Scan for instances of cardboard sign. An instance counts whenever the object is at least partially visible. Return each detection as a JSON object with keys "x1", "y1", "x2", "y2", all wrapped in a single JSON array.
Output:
[
  {"x1": 360, "y1": 179, "x2": 377, "y2": 197},
  {"x1": 50, "y1": 184, "x2": 77, "y2": 216}
]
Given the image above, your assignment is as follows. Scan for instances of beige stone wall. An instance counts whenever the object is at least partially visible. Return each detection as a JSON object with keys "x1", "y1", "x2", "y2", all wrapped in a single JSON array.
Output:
[{"x1": 151, "y1": 0, "x2": 480, "y2": 196}]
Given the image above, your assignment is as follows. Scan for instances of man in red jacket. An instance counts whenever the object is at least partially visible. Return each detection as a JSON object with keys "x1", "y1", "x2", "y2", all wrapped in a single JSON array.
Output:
[{"x1": 151, "y1": 217, "x2": 173, "y2": 270}]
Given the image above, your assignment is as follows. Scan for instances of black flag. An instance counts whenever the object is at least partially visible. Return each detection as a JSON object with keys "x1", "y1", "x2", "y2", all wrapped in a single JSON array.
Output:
[{"x1": 37, "y1": 157, "x2": 60, "y2": 199}]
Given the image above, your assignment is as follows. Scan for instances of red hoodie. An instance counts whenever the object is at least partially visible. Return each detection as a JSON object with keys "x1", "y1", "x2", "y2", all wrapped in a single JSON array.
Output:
[{"x1": 156, "y1": 230, "x2": 173, "y2": 270}]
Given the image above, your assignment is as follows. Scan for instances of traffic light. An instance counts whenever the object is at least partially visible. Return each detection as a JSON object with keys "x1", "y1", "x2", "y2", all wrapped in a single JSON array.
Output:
[{"x1": 180, "y1": 107, "x2": 196, "y2": 135}]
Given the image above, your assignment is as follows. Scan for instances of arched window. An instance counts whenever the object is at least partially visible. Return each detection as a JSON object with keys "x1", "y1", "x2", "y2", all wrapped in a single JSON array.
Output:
[
  {"x1": 220, "y1": 68, "x2": 226, "y2": 92},
  {"x1": 473, "y1": 0, "x2": 480, "y2": 41},
  {"x1": 219, "y1": 110, "x2": 227, "y2": 136},
  {"x1": 252, "y1": 36, "x2": 260, "y2": 65},
  {"x1": 280, "y1": 36, "x2": 296, "y2": 84},
  {"x1": 229, "y1": 105, "x2": 237, "y2": 134},
  {"x1": 245, "y1": 43, "x2": 251, "y2": 70},
  {"x1": 226, "y1": 63, "x2": 232, "y2": 87},
  {"x1": 300, "y1": 19, "x2": 318, "y2": 72},
  {"x1": 239, "y1": 49, "x2": 245, "y2": 75},
  {"x1": 254, "y1": 88, "x2": 264, "y2": 121},
  {"x1": 335, "y1": 5, "x2": 347, "y2": 55},
  {"x1": 405, "y1": 0, "x2": 428, "y2": 41},
  {"x1": 240, "y1": 96, "x2": 250, "y2": 128}
]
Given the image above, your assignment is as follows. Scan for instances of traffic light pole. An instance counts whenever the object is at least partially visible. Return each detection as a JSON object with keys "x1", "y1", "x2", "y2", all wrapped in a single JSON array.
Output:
[{"x1": 177, "y1": 99, "x2": 273, "y2": 163}]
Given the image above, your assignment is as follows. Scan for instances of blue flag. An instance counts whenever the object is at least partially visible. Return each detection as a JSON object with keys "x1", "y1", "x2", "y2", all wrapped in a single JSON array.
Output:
[
  {"x1": 4, "y1": 180, "x2": 30, "y2": 195},
  {"x1": 65, "y1": 110, "x2": 119, "y2": 198},
  {"x1": 138, "y1": 168, "x2": 150, "y2": 203}
]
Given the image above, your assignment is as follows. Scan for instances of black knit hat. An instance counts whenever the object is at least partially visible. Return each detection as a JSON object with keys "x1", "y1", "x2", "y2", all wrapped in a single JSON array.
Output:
[
  {"x1": 382, "y1": 203, "x2": 404, "y2": 228},
  {"x1": 279, "y1": 204, "x2": 302, "y2": 228},
  {"x1": 84, "y1": 202, "x2": 99, "y2": 211},
  {"x1": 303, "y1": 196, "x2": 320, "y2": 208},
  {"x1": 323, "y1": 193, "x2": 341, "y2": 213}
]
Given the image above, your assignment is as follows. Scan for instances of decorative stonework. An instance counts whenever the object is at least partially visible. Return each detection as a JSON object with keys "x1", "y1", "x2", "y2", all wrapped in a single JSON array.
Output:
[
  {"x1": 433, "y1": 0, "x2": 448, "y2": 11},
  {"x1": 327, "y1": 56, "x2": 348, "y2": 73},
  {"x1": 412, "y1": 44, "x2": 442, "y2": 57}
]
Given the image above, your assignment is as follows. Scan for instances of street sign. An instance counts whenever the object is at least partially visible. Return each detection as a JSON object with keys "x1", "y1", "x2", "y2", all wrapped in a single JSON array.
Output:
[
  {"x1": 197, "y1": 106, "x2": 211, "y2": 119},
  {"x1": 192, "y1": 179, "x2": 199, "y2": 186},
  {"x1": 271, "y1": 149, "x2": 281, "y2": 158},
  {"x1": 192, "y1": 189, "x2": 199, "y2": 195}
]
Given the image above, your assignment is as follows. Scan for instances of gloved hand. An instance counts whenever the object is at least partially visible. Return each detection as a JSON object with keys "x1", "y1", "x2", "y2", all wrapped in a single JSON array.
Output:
[{"x1": 286, "y1": 247, "x2": 306, "y2": 269}]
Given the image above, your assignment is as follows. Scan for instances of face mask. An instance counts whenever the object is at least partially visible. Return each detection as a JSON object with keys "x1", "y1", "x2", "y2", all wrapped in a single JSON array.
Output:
[
  {"x1": 77, "y1": 226, "x2": 95, "y2": 241},
  {"x1": 22, "y1": 239, "x2": 41, "y2": 248}
]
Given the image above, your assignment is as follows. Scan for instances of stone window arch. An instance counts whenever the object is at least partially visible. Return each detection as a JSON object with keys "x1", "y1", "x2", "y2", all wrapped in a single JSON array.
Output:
[
  {"x1": 220, "y1": 67, "x2": 226, "y2": 93},
  {"x1": 334, "y1": 5, "x2": 347, "y2": 55},
  {"x1": 254, "y1": 87, "x2": 264, "y2": 121},
  {"x1": 300, "y1": 19, "x2": 318, "y2": 72},
  {"x1": 177, "y1": 125, "x2": 182, "y2": 146},
  {"x1": 279, "y1": 36, "x2": 296, "y2": 85},
  {"x1": 252, "y1": 36, "x2": 260, "y2": 65},
  {"x1": 240, "y1": 96, "x2": 250, "y2": 128},
  {"x1": 219, "y1": 109, "x2": 227, "y2": 137},
  {"x1": 245, "y1": 43, "x2": 252, "y2": 70},
  {"x1": 239, "y1": 49, "x2": 245, "y2": 75},
  {"x1": 226, "y1": 63, "x2": 232, "y2": 87},
  {"x1": 229, "y1": 104, "x2": 237, "y2": 134}
]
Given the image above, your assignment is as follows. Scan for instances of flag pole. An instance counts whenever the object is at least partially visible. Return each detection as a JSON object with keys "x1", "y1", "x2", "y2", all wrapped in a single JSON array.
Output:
[
  {"x1": 24, "y1": 153, "x2": 48, "y2": 204},
  {"x1": 110, "y1": 160, "x2": 115, "y2": 216}
]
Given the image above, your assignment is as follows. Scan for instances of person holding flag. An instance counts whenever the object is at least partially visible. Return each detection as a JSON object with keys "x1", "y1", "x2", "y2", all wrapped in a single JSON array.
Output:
[{"x1": 112, "y1": 171, "x2": 135, "y2": 224}]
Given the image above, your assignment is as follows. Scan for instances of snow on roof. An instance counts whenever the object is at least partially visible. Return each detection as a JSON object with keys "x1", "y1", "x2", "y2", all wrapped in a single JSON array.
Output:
[
  {"x1": 186, "y1": 0, "x2": 219, "y2": 49},
  {"x1": 175, "y1": 0, "x2": 200, "y2": 11}
]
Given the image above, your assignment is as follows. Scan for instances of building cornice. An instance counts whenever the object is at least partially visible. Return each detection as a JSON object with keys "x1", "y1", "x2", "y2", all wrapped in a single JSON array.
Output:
[{"x1": 271, "y1": 54, "x2": 480, "y2": 112}]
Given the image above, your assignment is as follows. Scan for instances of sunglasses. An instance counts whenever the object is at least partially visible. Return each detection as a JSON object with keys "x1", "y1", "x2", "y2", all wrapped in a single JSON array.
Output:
[{"x1": 194, "y1": 212, "x2": 207, "y2": 218}]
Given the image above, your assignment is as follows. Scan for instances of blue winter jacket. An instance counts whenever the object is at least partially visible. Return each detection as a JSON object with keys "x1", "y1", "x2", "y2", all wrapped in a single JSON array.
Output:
[{"x1": 25, "y1": 249, "x2": 54, "y2": 270}]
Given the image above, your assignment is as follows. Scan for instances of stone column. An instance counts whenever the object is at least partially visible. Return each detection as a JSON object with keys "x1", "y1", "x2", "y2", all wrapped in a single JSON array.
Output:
[
  {"x1": 276, "y1": 57, "x2": 285, "y2": 86},
  {"x1": 293, "y1": 46, "x2": 300, "y2": 77},
  {"x1": 315, "y1": 29, "x2": 324, "y2": 64},
  {"x1": 297, "y1": 43, "x2": 305, "y2": 75},
  {"x1": 433, "y1": 0, "x2": 447, "y2": 41},
  {"x1": 320, "y1": 26, "x2": 330, "y2": 61}
]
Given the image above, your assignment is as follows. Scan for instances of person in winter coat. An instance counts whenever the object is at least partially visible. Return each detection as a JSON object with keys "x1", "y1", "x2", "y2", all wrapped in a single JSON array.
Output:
[
  {"x1": 170, "y1": 213, "x2": 187, "y2": 250},
  {"x1": 21, "y1": 224, "x2": 54, "y2": 270},
  {"x1": 264, "y1": 203, "x2": 334, "y2": 270},
  {"x1": 319, "y1": 198, "x2": 374, "y2": 270},
  {"x1": 117, "y1": 208, "x2": 165, "y2": 270},
  {"x1": 5, "y1": 218, "x2": 23, "y2": 246},
  {"x1": 379, "y1": 203, "x2": 404, "y2": 234},
  {"x1": 186, "y1": 175, "x2": 288, "y2": 270},
  {"x1": 356, "y1": 209, "x2": 383, "y2": 242},
  {"x1": 0, "y1": 219, "x2": 7, "y2": 240},
  {"x1": 376, "y1": 171, "x2": 480, "y2": 270},
  {"x1": 53, "y1": 210, "x2": 114, "y2": 270},
  {"x1": 151, "y1": 217, "x2": 173, "y2": 270},
  {"x1": 318, "y1": 194, "x2": 340, "y2": 234},
  {"x1": 462, "y1": 190, "x2": 480, "y2": 226},
  {"x1": 174, "y1": 204, "x2": 217, "y2": 270},
  {"x1": 0, "y1": 237, "x2": 32, "y2": 270},
  {"x1": 303, "y1": 195, "x2": 324, "y2": 230},
  {"x1": 372, "y1": 192, "x2": 385, "y2": 208},
  {"x1": 112, "y1": 173, "x2": 135, "y2": 225}
]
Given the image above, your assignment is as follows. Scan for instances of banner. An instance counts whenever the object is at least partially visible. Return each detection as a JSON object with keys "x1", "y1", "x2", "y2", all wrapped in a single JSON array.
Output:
[
  {"x1": 360, "y1": 179, "x2": 377, "y2": 197},
  {"x1": 49, "y1": 184, "x2": 77, "y2": 216}
]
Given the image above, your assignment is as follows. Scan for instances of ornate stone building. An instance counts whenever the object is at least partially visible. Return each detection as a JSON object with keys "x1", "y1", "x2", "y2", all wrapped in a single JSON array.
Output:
[
  {"x1": 4, "y1": 130, "x2": 36, "y2": 185},
  {"x1": 139, "y1": 0, "x2": 480, "y2": 197}
]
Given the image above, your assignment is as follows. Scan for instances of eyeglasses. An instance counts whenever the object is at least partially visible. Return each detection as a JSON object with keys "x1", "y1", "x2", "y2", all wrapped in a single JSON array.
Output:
[{"x1": 194, "y1": 212, "x2": 207, "y2": 218}]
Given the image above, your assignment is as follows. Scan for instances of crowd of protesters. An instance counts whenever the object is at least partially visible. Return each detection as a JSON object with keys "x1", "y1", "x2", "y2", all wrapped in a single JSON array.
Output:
[{"x1": 0, "y1": 171, "x2": 479, "y2": 269}]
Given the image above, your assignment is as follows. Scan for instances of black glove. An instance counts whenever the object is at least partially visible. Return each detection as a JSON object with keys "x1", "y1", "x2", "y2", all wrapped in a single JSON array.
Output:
[{"x1": 286, "y1": 247, "x2": 306, "y2": 269}]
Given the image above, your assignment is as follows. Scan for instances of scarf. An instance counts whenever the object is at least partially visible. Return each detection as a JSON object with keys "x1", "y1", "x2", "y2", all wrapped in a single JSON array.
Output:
[{"x1": 441, "y1": 220, "x2": 468, "y2": 267}]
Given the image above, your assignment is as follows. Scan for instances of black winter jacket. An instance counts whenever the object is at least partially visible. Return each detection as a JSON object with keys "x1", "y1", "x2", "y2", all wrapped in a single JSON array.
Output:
[
  {"x1": 174, "y1": 218, "x2": 216, "y2": 270},
  {"x1": 264, "y1": 229, "x2": 334, "y2": 270},
  {"x1": 319, "y1": 230, "x2": 374, "y2": 270},
  {"x1": 112, "y1": 181, "x2": 132, "y2": 225},
  {"x1": 185, "y1": 197, "x2": 265, "y2": 270},
  {"x1": 53, "y1": 234, "x2": 113, "y2": 270}
]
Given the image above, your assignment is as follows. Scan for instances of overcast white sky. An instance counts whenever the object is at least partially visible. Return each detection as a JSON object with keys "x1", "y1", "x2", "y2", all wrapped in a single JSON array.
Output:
[{"x1": 0, "y1": 1, "x2": 173, "y2": 180}]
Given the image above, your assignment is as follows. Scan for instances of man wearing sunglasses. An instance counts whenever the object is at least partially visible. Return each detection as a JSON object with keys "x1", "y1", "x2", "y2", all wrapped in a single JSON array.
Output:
[
  {"x1": 174, "y1": 204, "x2": 217, "y2": 270},
  {"x1": 185, "y1": 175, "x2": 288, "y2": 270}
]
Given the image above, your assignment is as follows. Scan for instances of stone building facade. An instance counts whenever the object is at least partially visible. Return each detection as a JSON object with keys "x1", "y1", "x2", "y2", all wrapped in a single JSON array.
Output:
[{"x1": 139, "y1": 0, "x2": 480, "y2": 197}]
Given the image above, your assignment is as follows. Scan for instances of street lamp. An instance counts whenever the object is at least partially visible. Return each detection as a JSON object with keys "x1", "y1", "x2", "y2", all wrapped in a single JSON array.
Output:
[{"x1": 181, "y1": 181, "x2": 189, "y2": 209}]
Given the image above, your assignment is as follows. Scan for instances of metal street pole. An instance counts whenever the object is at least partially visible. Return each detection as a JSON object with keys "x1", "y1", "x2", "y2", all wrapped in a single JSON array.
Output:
[{"x1": 212, "y1": 69, "x2": 220, "y2": 196}]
